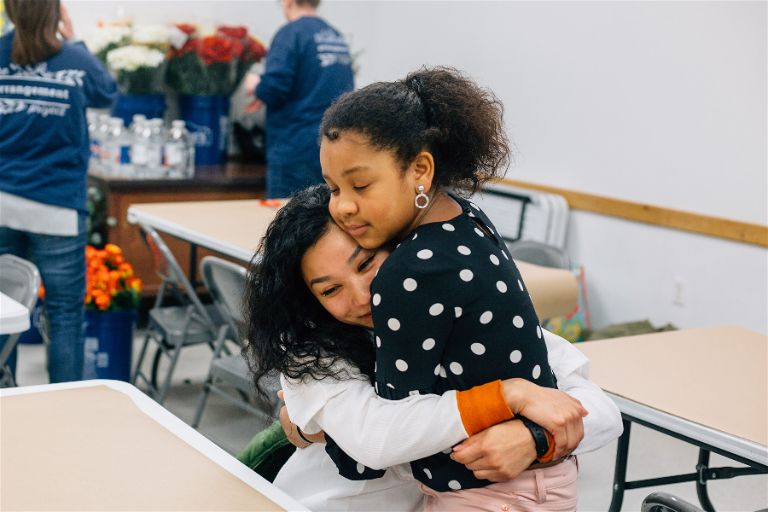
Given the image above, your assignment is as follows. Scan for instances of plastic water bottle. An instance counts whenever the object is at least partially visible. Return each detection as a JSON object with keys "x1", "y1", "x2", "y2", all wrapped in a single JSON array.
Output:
[
  {"x1": 91, "y1": 113, "x2": 111, "y2": 173},
  {"x1": 130, "y1": 118, "x2": 150, "y2": 177},
  {"x1": 87, "y1": 111, "x2": 101, "y2": 172},
  {"x1": 128, "y1": 114, "x2": 146, "y2": 139},
  {"x1": 101, "y1": 117, "x2": 132, "y2": 176},
  {"x1": 164, "y1": 120, "x2": 194, "y2": 178},
  {"x1": 147, "y1": 119, "x2": 165, "y2": 177}
]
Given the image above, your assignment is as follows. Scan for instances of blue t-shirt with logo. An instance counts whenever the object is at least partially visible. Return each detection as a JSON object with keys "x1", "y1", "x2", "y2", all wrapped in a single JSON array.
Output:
[
  {"x1": 0, "y1": 31, "x2": 117, "y2": 213},
  {"x1": 256, "y1": 16, "x2": 354, "y2": 167}
]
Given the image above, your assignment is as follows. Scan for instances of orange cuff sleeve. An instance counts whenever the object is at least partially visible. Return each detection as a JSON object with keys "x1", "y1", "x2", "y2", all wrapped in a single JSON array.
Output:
[
  {"x1": 537, "y1": 430, "x2": 556, "y2": 463},
  {"x1": 455, "y1": 380, "x2": 514, "y2": 436}
]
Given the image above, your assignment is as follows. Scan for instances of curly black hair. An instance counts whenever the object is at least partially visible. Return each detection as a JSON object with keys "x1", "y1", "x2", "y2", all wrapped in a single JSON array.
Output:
[
  {"x1": 243, "y1": 185, "x2": 375, "y2": 399},
  {"x1": 320, "y1": 66, "x2": 511, "y2": 196}
]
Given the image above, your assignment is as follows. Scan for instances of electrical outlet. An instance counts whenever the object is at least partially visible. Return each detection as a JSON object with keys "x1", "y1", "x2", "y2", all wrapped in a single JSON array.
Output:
[{"x1": 673, "y1": 276, "x2": 686, "y2": 307}]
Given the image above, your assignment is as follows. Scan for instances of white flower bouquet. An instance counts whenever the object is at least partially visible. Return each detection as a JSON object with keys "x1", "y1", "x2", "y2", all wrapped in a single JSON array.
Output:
[
  {"x1": 106, "y1": 45, "x2": 165, "y2": 94},
  {"x1": 87, "y1": 21, "x2": 175, "y2": 95},
  {"x1": 85, "y1": 24, "x2": 131, "y2": 62}
]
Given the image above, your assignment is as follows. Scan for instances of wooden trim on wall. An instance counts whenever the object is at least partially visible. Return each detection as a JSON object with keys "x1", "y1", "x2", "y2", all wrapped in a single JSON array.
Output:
[{"x1": 498, "y1": 178, "x2": 768, "y2": 248}]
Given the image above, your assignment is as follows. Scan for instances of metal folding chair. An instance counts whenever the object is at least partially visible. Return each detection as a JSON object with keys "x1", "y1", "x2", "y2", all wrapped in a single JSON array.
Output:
[
  {"x1": 132, "y1": 226, "x2": 225, "y2": 404},
  {"x1": 191, "y1": 256, "x2": 279, "y2": 428},
  {"x1": 0, "y1": 255, "x2": 41, "y2": 387},
  {"x1": 506, "y1": 239, "x2": 571, "y2": 270},
  {"x1": 642, "y1": 492, "x2": 704, "y2": 512}
]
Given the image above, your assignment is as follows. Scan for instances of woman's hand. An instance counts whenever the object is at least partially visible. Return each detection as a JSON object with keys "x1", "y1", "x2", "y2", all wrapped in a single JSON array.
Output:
[
  {"x1": 58, "y1": 3, "x2": 75, "y2": 41},
  {"x1": 450, "y1": 419, "x2": 536, "y2": 481},
  {"x1": 244, "y1": 73, "x2": 264, "y2": 112},
  {"x1": 278, "y1": 405, "x2": 313, "y2": 448},
  {"x1": 502, "y1": 378, "x2": 587, "y2": 459},
  {"x1": 277, "y1": 391, "x2": 326, "y2": 448}
]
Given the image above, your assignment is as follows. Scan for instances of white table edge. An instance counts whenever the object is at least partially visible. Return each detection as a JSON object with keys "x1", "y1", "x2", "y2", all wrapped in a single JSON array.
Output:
[
  {"x1": 0, "y1": 292, "x2": 30, "y2": 335},
  {"x1": 0, "y1": 380, "x2": 310, "y2": 512},
  {"x1": 608, "y1": 393, "x2": 768, "y2": 467},
  {"x1": 127, "y1": 205, "x2": 255, "y2": 262}
]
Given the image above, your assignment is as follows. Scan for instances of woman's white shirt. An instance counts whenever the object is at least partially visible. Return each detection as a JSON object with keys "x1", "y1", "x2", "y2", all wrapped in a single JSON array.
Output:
[{"x1": 274, "y1": 329, "x2": 622, "y2": 510}]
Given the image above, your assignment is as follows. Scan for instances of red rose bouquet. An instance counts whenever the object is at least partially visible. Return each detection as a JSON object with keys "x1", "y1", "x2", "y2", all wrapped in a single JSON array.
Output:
[{"x1": 165, "y1": 24, "x2": 266, "y2": 96}]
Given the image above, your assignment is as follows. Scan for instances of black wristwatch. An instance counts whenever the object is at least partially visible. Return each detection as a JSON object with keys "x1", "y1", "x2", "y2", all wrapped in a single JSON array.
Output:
[{"x1": 520, "y1": 416, "x2": 550, "y2": 459}]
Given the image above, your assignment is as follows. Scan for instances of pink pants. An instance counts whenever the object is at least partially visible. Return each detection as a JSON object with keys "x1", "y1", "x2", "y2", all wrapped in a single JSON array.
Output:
[{"x1": 420, "y1": 457, "x2": 578, "y2": 512}]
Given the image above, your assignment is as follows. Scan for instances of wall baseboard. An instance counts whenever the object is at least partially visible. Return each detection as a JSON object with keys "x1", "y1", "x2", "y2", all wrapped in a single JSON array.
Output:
[{"x1": 499, "y1": 179, "x2": 768, "y2": 248}]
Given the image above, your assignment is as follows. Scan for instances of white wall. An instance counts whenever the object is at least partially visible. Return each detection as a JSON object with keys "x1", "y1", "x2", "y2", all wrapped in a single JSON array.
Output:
[{"x1": 67, "y1": 0, "x2": 768, "y2": 333}]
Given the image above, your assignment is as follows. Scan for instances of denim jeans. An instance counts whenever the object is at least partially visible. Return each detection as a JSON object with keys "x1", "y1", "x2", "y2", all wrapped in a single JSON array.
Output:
[
  {"x1": 266, "y1": 159, "x2": 324, "y2": 199},
  {"x1": 0, "y1": 213, "x2": 86, "y2": 383}
]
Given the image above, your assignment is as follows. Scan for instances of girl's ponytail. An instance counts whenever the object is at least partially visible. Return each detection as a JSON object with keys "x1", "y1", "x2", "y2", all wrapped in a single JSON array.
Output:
[
  {"x1": 321, "y1": 66, "x2": 510, "y2": 195},
  {"x1": 402, "y1": 67, "x2": 510, "y2": 194}
]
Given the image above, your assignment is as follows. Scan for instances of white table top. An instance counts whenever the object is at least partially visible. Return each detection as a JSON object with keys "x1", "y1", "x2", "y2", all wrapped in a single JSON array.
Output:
[
  {"x1": 127, "y1": 199, "x2": 579, "y2": 320},
  {"x1": 0, "y1": 380, "x2": 308, "y2": 511},
  {"x1": 577, "y1": 325, "x2": 768, "y2": 466},
  {"x1": 0, "y1": 291, "x2": 30, "y2": 335}
]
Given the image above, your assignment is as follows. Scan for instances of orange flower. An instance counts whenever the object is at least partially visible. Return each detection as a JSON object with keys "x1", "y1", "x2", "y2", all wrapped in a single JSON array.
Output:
[
  {"x1": 84, "y1": 244, "x2": 142, "y2": 311},
  {"x1": 94, "y1": 293, "x2": 111, "y2": 310},
  {"x1": 128, "y1": 277, "x2": 143, "y2": 292},
  {"x1": 105, "y1": 243, "x2": 122, "y2": 255}
]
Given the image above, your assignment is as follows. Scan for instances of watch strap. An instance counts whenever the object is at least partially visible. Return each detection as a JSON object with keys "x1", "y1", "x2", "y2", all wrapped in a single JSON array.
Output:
[{"x1": 520, "y1": 416, "x2": 550, "y2": 459}]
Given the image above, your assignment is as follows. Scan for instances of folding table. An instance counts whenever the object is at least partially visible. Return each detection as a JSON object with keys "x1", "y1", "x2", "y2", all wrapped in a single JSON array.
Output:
[{"x1": 578, "y1": 326, "x2": 768, "y2": 511}]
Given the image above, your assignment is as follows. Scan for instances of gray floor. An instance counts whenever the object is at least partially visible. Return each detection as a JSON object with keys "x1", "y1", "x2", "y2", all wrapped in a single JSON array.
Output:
[{"x1": 14, "y1": 337, "x2": 768, "y2": 512}]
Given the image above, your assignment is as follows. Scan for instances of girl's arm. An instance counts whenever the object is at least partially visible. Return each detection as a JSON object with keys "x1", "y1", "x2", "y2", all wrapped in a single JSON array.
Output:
[
  {"x1": 451, "y1": 330, "x2": 623, "y2": 480},
  {"x1": 281, "y1": 329, "x2": 616, "y2": 470}
]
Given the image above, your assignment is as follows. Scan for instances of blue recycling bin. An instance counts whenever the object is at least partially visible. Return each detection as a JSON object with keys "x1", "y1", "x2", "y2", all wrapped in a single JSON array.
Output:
[{"x1": 83, "y1": 310, "x2": 135, "y2": 381}]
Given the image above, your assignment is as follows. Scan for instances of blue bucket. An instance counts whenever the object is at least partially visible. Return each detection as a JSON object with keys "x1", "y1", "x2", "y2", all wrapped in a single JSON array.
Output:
[
  {"x1": 83, "y1": 310, "x2": 135, "y2": 381},
  {"x1": 179, "y1": 94, "x2": 230, "y2": 166},
  {"x1": 111, "y1": 94, "x2": 166, "y2": 126}
]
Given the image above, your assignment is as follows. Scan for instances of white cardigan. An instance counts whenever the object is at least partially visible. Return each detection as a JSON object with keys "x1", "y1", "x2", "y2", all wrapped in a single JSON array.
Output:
[{"x1": 274, "y1": 329, "x2": 622, "y2": 511}]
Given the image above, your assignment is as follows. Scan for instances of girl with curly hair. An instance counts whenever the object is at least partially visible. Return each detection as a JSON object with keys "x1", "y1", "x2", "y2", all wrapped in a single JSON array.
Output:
[
  {"x1": 316, "y1": 66, "x2": 587, "y2": 508},
  {"x1": 245, "y1": 185, "x2": 621, "y2": 511}
]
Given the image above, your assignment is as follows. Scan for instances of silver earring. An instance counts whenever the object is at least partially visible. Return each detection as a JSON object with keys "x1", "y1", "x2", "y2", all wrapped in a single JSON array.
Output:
[{"x1": 414, "y1": 185, "x2": 430, "y2": 209}]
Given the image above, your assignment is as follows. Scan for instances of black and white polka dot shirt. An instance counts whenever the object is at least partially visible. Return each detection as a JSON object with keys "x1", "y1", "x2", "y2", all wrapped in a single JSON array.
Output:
[{"x1": 369, "y1": 195, "x2": 556, "y2": 492}]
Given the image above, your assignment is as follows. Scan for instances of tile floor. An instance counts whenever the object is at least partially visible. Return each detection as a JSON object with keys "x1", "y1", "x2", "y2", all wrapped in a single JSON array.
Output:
[{"x1": 14, "y1": 338, "x2": 768, "y2": 512}]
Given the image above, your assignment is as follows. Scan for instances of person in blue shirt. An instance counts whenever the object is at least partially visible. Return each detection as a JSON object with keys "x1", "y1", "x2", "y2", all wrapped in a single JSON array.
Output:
[
  {"x1": 0, "y1": 0, "x2": 117, "y2": 383},
  {"x1": 244, "y1": 0, "x2": 354, "y2": 198}
]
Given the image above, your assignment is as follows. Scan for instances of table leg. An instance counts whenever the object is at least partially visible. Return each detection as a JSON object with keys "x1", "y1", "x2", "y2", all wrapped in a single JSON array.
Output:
[
  {"x1": 189, "y1": 243, "x2": 199, "y2": 288},
  {"x1": 609, "y1": 418, "x2": 633, "y2": 512},
  {"x1": 696, "y1": 449, "x2": 716, "y2": 512}
]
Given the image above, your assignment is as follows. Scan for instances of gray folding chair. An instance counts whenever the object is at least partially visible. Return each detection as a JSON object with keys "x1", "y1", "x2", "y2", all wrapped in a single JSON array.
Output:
[
  {"x1": 0, "y1": 255, "x2": 41, "y2": 387},
  {"x1": 506, "y1": 239, "x2": 571, "y2": 270},
  {"x1": 132, "y1": 226, "x2": 225, "y2": 404},
  {"x1": 641, "y1": 492, "x2": 704, "y2": 512},
  {"x1": 192, "y1": 256, "x2": 279, "y2": 428}
]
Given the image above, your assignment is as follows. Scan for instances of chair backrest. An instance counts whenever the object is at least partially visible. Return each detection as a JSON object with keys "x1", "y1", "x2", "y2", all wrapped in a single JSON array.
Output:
[
  {"x1": 471, "y1": 182, "x2": 570, "y2": 249},
  {"x1": 506, "y1": 239, "x2": 571, "y2": 270},
  {"x1": 140, "y1": 224, "x2": 214, "y2": 325},
  {"x1": 641, "y1": 492, "x2": 704, "y2": 512},
  {"x1": 200, "y1": 256, "x2": 248, "y2": 340},
  {"x1": 0, "y1": 254, "x2": 41, "y2": 310}
]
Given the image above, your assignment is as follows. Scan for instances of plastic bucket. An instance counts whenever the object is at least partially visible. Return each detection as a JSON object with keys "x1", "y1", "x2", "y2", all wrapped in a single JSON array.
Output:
[
  {"x1": 83, "y1": 310, "x2": 135, "y2": 381},
  {"x1": 111, "y1": 94, "x2": 166, "y2": 126},
  {"x1": 179, "y1": 94, "x2": 230, "y2": 166}
]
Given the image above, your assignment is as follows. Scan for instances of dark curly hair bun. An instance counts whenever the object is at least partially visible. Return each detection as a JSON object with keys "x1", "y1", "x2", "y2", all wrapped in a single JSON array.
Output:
[{"x1": 321, "y1": 66, "x2": 510, "y2": 195}]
